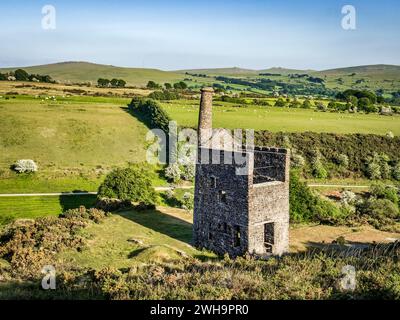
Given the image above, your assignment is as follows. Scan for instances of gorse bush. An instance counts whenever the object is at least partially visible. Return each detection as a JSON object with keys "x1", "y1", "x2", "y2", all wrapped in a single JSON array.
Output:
[
  {"x1": 0, "y1": 207, "x2": 110, "y2": 279},
  {"x1": 98, "y1": 166, "x2": 157, "y2": 206},
  {"x1": 256, "y1": 131, "x2": 400, "y2": 179},
  {"x1": 369, "y1": 182, "x2": 399, "y2": 206},
  {"x1": 393, "y1": 163, "x2": 400, "y2": 181}
]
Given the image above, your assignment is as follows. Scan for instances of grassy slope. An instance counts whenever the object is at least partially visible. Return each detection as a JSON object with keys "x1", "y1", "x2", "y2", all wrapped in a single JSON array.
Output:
[
  {"x1": 0, "y1": 96, "x2": 147, "y2": 171},
  {"x1": 0, "y1": 62, "x2": 185, "y2": 87},
  {"x1": 59, "y1": 207, "x2": 215, "y2": 269},
  {"x1": 0, "y1": 194, "x2": 97, "y2": 225},
  {"x1": 161, "y1": 100, "x2": 400, "y2": 135}
]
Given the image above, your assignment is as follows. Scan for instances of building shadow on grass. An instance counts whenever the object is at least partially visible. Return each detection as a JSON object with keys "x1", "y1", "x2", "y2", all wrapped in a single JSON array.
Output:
[
  {"x1": 116, "y1": 209, "x2": 193, "y2": 245},
  {"x1": 59, "y1": 193, "x2": 97, "y2": 212}
]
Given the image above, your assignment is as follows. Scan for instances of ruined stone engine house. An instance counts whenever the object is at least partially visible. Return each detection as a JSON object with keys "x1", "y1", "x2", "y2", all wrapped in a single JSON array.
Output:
[{"x1": 193, "y1": 88, "x2": 290, "y2": 257}]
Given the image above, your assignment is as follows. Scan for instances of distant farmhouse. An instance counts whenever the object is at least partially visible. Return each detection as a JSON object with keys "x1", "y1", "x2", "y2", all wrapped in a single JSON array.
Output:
[{"x1": 193, "y1": 88, "x2": 290, "y2": 257}]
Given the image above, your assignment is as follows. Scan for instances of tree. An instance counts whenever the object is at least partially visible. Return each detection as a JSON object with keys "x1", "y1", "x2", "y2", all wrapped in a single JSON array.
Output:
[
  {"x1": 327, "y1": 101, "x2": 337, "y2": 110},
  {"x1": 173, "y1": 81, "x2": 187, "y2": 90},
  {"x1": 146, "y1": 81, "x2": 161, "y2": 89},
  {"x1": 164, "y1": 83, "x2": 172, "y2": 90},
  {"x1": 97, "y1": 78, "x2": 110, "y2": 87},
  {"x1": 274, "y1": 97, "x2": 286, "y2": 107},
  {"x1": 14, "y1": 69, "x2": 30, "y2": 81},
  {"x1": 98, "y1": 166, "x2": 157, "y2": 206},
  {"x1": 301, "y1": 99, "x2": 312, "y2": 109},
  {"x1": 118, "y1": 79, "x2": 126, "y2": 88},
  {"x1": 358, "y1": 97, "x2": 371, "y2": 110}
]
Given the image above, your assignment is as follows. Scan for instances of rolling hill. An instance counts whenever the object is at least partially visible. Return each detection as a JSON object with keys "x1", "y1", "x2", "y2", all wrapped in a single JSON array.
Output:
[
  {"x1": 1, "y1": 61, "x2": 399, "y2": 91},
  {"x1": 0, "y1": 61, "x2": 185, "y2": 86}
]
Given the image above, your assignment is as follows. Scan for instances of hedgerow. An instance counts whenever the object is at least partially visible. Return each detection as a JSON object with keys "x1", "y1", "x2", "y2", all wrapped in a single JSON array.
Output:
[
  {"x1": 128, "y1": 97, "x2": 171, "y2": 133},
  {"x1": 256, "y1": 131, "x2": 400, "y2": 179}
]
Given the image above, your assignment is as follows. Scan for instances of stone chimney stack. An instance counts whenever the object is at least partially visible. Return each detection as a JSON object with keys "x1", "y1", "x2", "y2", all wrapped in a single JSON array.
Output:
[{"x1": 198, "y1": 87, "x2": 214, "y2": 147}]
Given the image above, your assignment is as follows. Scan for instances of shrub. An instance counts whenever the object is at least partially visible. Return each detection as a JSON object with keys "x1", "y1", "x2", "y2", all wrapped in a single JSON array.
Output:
[
  {"x1": 336, "y1": 154, "x2": 349, "y2": 168},
  {"x1": 301, "y1": 99, "x2": 312, "y2": 109},
  {"x1": 181, "y1": 162, "x2": 195, "y2": 181},
  {"x1": 148, "y1": 90, "x2": 180, "y2": 100},
  {"x1": 289, "y1": 171, "x2": 344, "y2": 223},
  {"x1": 128, "y1": 97, "x2": 171, "y2": 133},
  {"x1": 0, "y1": 207, "x2": 109, "y2": 279},
  {"x1": 341, "y1": 190, "x2": 357, "y2": 206},
  {"x1": 291, "y1": 153, "x2": 306, "y2": 168},
  {"x1": 393, "y1": 163, "x2": 400, "y2": 181},
  {"x1": 366, "y1": 153, "x2": 383, "y2": 179},
  {"x1": 386, "y1": 131, "x2": 395, "y2": 139},
  {"x1": 369, "y1": 183, "x2": 399, "y2": 206},
  {"x1": 14, "y1": 69, "x2": 30, "y2": 81},
  {"x1": 274, "y1": 98, "x2": 286, "y2": 107},
  {"x1": 255, "y1": 131, "x2": 400, "y2": 180},
  {"x1": 181, "y1": 192, "x2": 194, "y2": 211},
  {"x1": 12, "y1": 159, "x2": 38, "y2": 173},
  {"x1": 356, "y1": 198, "x2": 399, "y2": 229},
  {"x1": 164, "y1": 163, "x2": 182, "y2": 183},
  {"x1": 379, "y1": 153, "x2": 392, "y2": 180},
  {"x1": 98, "y1": 166, "x2": 157, "y2": 206},
  {"x1": 312, "y1": 159, "x2": 328, "y2": 179},
  {"x1": 316, "y1": 102, "x2": 327, "y2": 111}
]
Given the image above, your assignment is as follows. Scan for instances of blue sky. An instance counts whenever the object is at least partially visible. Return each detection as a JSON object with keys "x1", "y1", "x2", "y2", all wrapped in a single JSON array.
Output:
[{"x1": 0, "y1": 0, "x2": 399, "y2": 70}]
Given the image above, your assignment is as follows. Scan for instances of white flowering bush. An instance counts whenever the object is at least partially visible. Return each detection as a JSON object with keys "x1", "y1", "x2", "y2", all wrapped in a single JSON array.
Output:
[
  {"x1": 291, "y1": 153, "x2": 306, "y2": 168},
  {"x1": 164, "y1": 163, "x2": 182, "y2": 183},
  {"x1": 181, "y1": 162, "x2": 195, "y2": 181},
  {"x1": 337, "y1": 154, "x2": 349, "y2": 168},
  {"x1": 181, "y1": 192, "x2": 194, "y2": 211},
  {"x1": 341, "y1": 190, "x2": 357, "y2": 206},
  {"x1": 386, "y1": 131, "x2": 395, "y2": 139},
  {"x1": 165, "y1": 189, "x2": 175, "y2": 199},
  {"x1": 13, "y1": 159, "x2": 38, "y2": 173}
]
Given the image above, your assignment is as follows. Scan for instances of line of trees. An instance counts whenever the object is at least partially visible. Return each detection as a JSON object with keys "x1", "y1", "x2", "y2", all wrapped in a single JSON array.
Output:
[
  {"x1": 0, "y1": 69, "x2": 54, "y2": 83},
  {"x1": 97, "y1": 78, "x2": 126, "y2": 88},
  {"x1": 146, "y1": 81, "x2": 187, "y2": 90}
]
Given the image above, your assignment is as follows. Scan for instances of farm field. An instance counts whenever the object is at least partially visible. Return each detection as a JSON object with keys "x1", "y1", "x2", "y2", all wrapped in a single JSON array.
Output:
[
  {"x1": 0, "y1": 95, "x2": 147, "y2": 174},
  {"x1": 161, "y1": 100, "x2": 400, "y2": 135},
  {"x1": 0, "y1": 194, "x2": 97, "y2": 225},
  {"x1": 0, "y1": 80, "x2": 151, "y2": 97}
]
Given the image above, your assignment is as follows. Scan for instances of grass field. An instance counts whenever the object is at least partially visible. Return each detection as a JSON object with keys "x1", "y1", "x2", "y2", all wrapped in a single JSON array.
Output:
[
  {"x1": 0, "y1": 194, "x2": 97, "y2": 225},
  {"x1": 0, "y1": 95, "x2": 148, "y2": 173},
  {"x1": 161, "y1": 100, "x2": 400, "y2": 135}
]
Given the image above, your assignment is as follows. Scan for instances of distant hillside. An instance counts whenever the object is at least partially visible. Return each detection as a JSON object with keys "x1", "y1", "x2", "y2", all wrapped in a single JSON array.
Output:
[
  {"x1": 1, "y1": 62, "x2": 399, "y2": 89},
  {"x1": 318, "y1": 64, "x2": 400, "y2": 76},
  {"x1": 177, "y1": 67, "x2": 259, "y2": 76},
  {"x1": 0, "y1": 61, "x2": 185, "y2": 86},
  {"x1": 259, "y1": 67, "x2": 315, "y2": 75}
]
